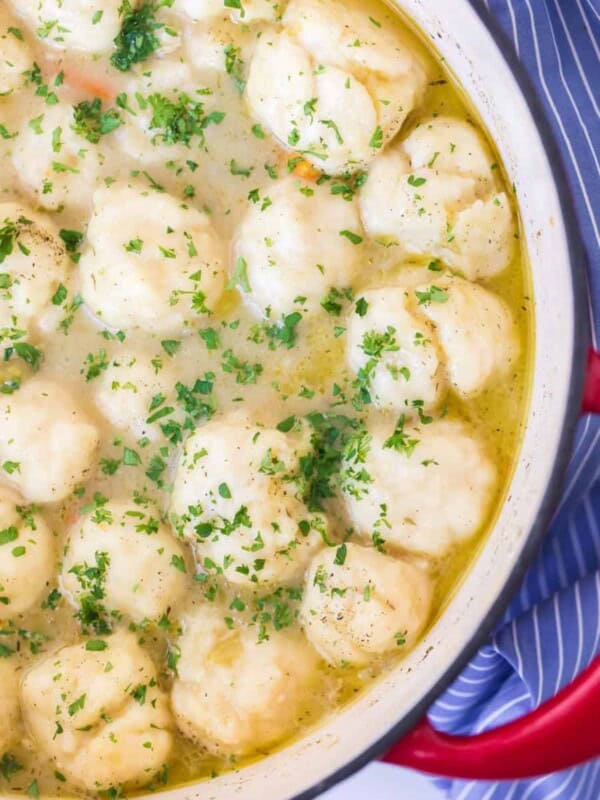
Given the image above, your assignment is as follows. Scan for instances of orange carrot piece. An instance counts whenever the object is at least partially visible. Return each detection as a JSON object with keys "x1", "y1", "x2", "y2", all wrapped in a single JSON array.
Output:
[
  {"x1": 63, "y1": 68, "x2": 115, "y2": 102},
  {"x1": 293, "y1": 158, "x2": 322, "y2": 182}
]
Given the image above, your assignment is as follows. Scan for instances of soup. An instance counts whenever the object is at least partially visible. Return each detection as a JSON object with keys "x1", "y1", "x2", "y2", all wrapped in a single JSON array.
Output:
[{"x1": 0, "y1": 0, "x2": 532, "y2": 797}]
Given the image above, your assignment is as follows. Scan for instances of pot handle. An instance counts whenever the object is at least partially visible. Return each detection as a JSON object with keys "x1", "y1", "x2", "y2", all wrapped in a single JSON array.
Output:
[
  {"x1": 382, "y1": 655, "x2": 600, "y2": 779},
  {"x1": 382, "y1": 348, "x2": 600, "y2": 779}
]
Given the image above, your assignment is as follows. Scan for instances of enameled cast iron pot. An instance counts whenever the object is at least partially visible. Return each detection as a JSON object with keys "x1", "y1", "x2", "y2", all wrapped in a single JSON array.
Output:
[{"x1": 156, "y1": 2, "x2": 600, "y2": 798}]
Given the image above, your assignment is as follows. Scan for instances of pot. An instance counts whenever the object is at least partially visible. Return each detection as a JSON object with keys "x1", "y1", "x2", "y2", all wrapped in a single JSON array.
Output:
[{"x1": 154, "y1": 1, "x2": 600, "y2": 797}]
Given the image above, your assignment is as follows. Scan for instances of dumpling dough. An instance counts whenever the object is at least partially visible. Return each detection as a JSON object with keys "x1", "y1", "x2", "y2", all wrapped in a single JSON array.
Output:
[
  {"x1": 343, "y1": 418, "x2": 497, "y2": 557},
  {"x1": 346, "y1": 287, "x2": 444, "y2": 415},
  {"x1": 0, "y1": 661, "x2": 19, "y2": 755},
  {"x1": 0, "y1": 204, "x2": 70, "y2": 336},
  {"x1": 233, "y1": 176, "x2": 363, "y2": 315},
  {"x1": 183, "y1": 21, "x2": 230, "y2": 73},
  {"x1": 175, "y1": 0, "x2": 280, "y2": 24},
  {"x1": 114, "y1": 60, "x2": 200, "y2": 167},
  {"x1": 8, "y1": 0, "x2": 122, "y2": 53},
  {"x1": 95, "y1": 352, "x2": 176, "y2": 443},
  {"x1": 80, "y1": 184, "x2": 226, "y2": 334},
  {"x1": 62, "y1": 502, "x2": 188, "y2": 625},
  {"x1": 415, "y1": 275, "x2": 520, "y2": 397},
  {"x1": 301, "y1": 544, "x2": 432, "y2": 666},
  {"x1": 21, "y1": 631, "x2": 173, "y2": 791},
  {"x1": 0, "y1": 487, "x2": 55, "y2": 619},
  {"x1": 246, "y1": 0, "x2": 427, "y2": 175},
  {"x1": 360, "y1": 117, "x2": 515, "y2": 280},
  {"x1": 170, "y1": 415, "x2": 323, "y2": 587},
  {"x1": 172, "y1": 603, "x2": 320, "y2": 755},
  {"x1": 0, "y1": 378, "x2": 99, "y2": 504},
  {"x1": 12, "y1": 103, "x2": 104, "y2": 213},
  {"x1": 0, "y1": 9, "x2": 31, "y2": 95}
]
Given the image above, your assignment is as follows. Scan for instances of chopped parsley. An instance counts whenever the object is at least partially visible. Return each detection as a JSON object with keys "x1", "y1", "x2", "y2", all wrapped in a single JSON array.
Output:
[
  {"x1": 384, "y1": 415, "x2": 420, "y2": 457},
  {"x1": 147, "y1": 92, "x2": 225, "y2": 147},
  {"x1": 330, "y1": 170, "x2": 368, "y2": 201},
  {"x1": 161, "y1": 339, "x2": 181, "y2": 357},
  {"x1": 355, "y1": 297, "x2": 369, "y2": 317},
  {"x1": 3, "y1": 342, "x2": 43, "y2": 372},
  {"x1": 68, "y1": 551, "x2": 112, "y2": 635},
  {"x1": 230, "y1": 159, "x2": 252, "y2": 177},
  {"x1": 369, "y1": 125, "x2": 383, "y2": 149},
  {"x1": 339, "y1": 229, "x2": 363, "y2": 245},
  {"x1": 122, "y1": 447, "x2": 141, "y2": 466},
  {"x1": 352, "y1": 327, "x2": 400, "y2": 409},
  {"x1": 199, "y1": 327, "x2": 220, "y2": 350},
  {"x1": 298, "y1": 413, "x2": 371, "y2": 511},
  {"x1": 0, "y1": 216, "x2": 33, "y2": 264},
  {"x1": 224, "y1": 43, "x2": 245, "y2": 93},
  {"x1": 111, "y1": 1, "x2": 164, "y2": 72},
  {"x1": 0, "y1": 754, "x2": 23, "y2": 780},
  {"x1": 72, "y1": 99, "x2": 122, "y2": 144},
  {"x1": 59, "y1": 228, "x2": 84, "y2": 253},
  {"x1": 415, "y1": 285, "x2": 449, "y2": 305},
  {"x1": 321, "y1": 287, "x2": 353, "y2": 317},
  {"x1": 227, "y1": 256, "x2": 251, "y2": 293},
  {"x1": 85, "y1": 639, "x2": 108, "y2": 652},
  {"x1": 334, "y1": 543, "x2": 347, "y2": 565},
  {"x1": 82, "y1": 349, "x2": 109, "y2": 382},
  {"x1": 321, "y1": 119, "x2": 344, "y2": 145},
  {"x1": 221, "y1": 350, "x2": 262, "y2": 385},
  {"x1": 51, "y1": 284, "x2": 68, "y2": 305},
  {"x1": 260, "y1": 312, "x2": 302, "y2": 350}
]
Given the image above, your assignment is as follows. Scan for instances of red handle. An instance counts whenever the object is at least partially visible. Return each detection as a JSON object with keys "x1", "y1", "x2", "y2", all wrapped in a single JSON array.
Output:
[
  {"x1": 382, "y1": 348, "x2": 600, "y2": 779},
  {"x1": 383, "y1": 655, "x2": 600, "y2": 779},
  {"x1": 583, "y1": 347, "x2": 600, "y2": 414}
]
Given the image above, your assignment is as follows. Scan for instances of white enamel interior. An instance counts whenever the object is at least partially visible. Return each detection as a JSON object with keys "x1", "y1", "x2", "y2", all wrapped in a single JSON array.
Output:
[{"x1": 153, "y1": 2, "x2": 577, "y2": 798}]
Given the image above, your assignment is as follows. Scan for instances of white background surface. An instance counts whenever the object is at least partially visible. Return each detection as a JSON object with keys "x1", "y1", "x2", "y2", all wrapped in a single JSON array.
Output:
[{"x1": 320, "y1": 763, "x2": 444, "y2": 799}]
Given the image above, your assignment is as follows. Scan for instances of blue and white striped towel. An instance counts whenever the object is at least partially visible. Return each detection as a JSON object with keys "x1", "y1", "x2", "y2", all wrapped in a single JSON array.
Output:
[{"x1": 430, "y1": 1, "x2": 600, "y2": 798}]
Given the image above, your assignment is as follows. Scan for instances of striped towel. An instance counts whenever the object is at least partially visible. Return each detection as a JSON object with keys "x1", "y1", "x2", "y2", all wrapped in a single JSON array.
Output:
[{"x1": 429, "y1": 1, "x2": 600, "y2": 798}]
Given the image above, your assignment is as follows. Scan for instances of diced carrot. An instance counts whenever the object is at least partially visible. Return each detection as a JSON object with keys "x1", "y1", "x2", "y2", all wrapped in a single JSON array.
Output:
[
  {"x1": 293, "y1": 158, "x2": 322, "y2": 182},
  {"x1": 63, "y1": 67, "x2": 115, "y2": 102}
]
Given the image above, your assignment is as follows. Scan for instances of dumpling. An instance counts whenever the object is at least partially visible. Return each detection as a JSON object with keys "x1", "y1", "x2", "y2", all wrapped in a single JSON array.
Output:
[
  {"x1": 114, "y1": 60, "x2": 206, "y2": 167},
  {"x1": 12, "y1": 103, "x2": 104, "y2": 213},
  {"x1": 301, "y1": 543, "x2": 432, "y2": 666},
  {"x1": 0, "y1": 203, "x2": 70, "y2": 336},
  {"x1": 343, "y1": 418, "x2": 497, "y2": 557},
  {"x1": 175, "y1": 0, "x2": 280, "y2": 24},
  {"x1": 94, "y1": 352, "x2": 176, "y2": 443},
  {"x1": 402, "y1": 116, "x2": 497, "y2": 182},
  {"x1": 21, "y1": 631, "x2": 173, "y2": 791},
  {"x1": 0, "y1": 661, "x2": 19, "y2": 756},
  {"x1": 80, "y1": 184, "x2": 226, "y2": 334},
  {"x1": 170, "y1": 415, "x2": 323, "y2": 588},
  {"x1": 0, "y1": 378, "x2": 99, "y2": 504},
  {"x1": 346, "y1": 287, "x2": 444, "y2": 415},
  {"x1": 415, "y1": 275, "x2": 520, "y2": 397},
  {"x1": 246, "y1": 0, "x2": 427, "y2": 174},
  {"x1": 183, "y1": 21, "x2": 231, "y2": 73},
  {"x1": 171, "y1": 603, "x2": 320, "y2": 755},
  {"x1": 0, "y1": 487, "x2": 55, "y2": 619},
  {"x1": 360, "y1": 117, "x2": 516, "y2": 279},
  {"x1": 232, "y1": 176, "x2": 363, "y2": 315},
  {"x1": 62, "y1": 502, "x2": 188, "y2": 626},
  {"x1": 0, "y1": 9, "x2": 32, "y2": 96},
  {"x1": 8, "y1": 0, "x2": 122, "y2": 53}
]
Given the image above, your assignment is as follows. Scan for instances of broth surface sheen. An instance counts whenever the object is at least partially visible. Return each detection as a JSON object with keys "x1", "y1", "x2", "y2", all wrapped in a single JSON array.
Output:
[{"x1": 0, "y1": 0, "x2": 532, "y2": 797}]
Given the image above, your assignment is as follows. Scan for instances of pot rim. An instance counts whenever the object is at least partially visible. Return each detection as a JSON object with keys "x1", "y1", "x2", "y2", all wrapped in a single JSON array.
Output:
[{"x1": 289, "y1": 3, "x2": 590, "y2": 799}]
